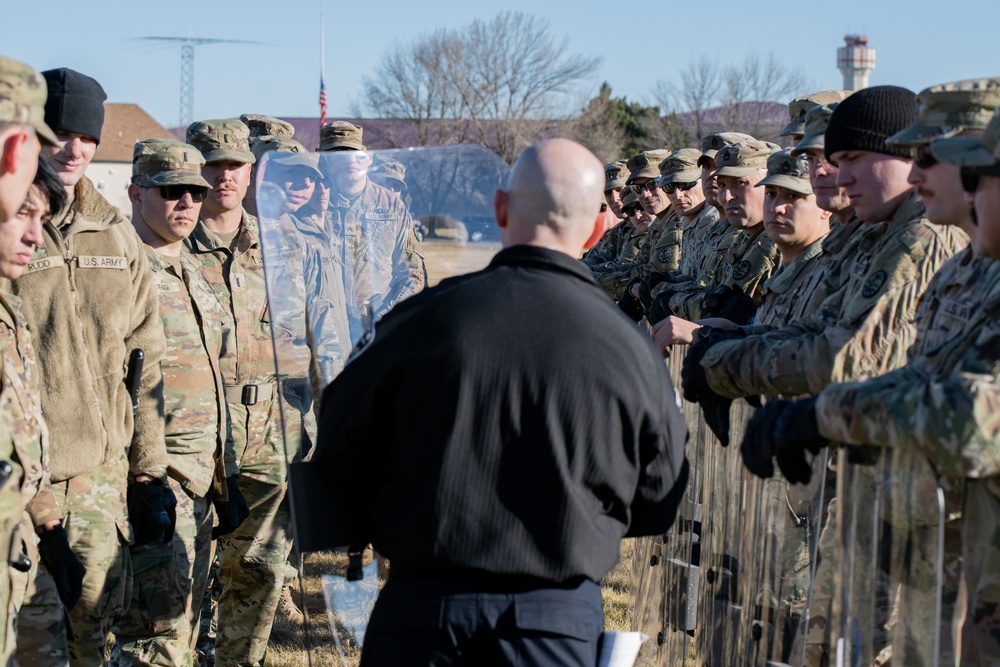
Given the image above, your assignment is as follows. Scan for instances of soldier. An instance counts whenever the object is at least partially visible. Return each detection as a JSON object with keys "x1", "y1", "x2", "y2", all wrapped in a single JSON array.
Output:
[
  {"x1": 184, "y1": 119, "x2": 297, "y2": 666},
  {"x1": 0, "y1": 68, "x2": 173, "y2": 666},
  {"x1": 114, "y1": 139, "x2": 244, "y2": 666},
  {"x1": 318, "y1": 121, "x2": 426, "y2": 340},
  {"x1": 593, "y1": 149, "x2": 673, "y2": 300},
  {"x1": 0, "y1": 57, "x2": 55, "y2": 220},
  {"x1": 739, "y1": 100, "x2": 1000, "y2": 666},
  {"x1": 791, "y1": 102, "x2": 855, "y2": 223},
  {"x1": 649, "y1": 140, "x2": 781, "y2": 344},
  {"x1": 656, "y1": 148, "x2": 713, "y2": 277},
  {"x1": 779, "y1": 90, "x2": 852, "y2": 143},
  {"x1": 582, "y1": 160, "x2": 630, "y2": 267},
  {"x1": 369, "y1": 155, "x2": 407, "y2": 196}
]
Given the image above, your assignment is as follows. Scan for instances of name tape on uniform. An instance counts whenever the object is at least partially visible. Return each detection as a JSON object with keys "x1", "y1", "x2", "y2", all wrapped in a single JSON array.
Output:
[{"x1": 78, "y1": 255, "x2": 127, "y2": 270}]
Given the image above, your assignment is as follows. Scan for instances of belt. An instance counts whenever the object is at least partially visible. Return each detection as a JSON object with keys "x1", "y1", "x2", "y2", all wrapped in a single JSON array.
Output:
[{"x1": 224, "y1": 382, "x2": 275, "y2": 406}]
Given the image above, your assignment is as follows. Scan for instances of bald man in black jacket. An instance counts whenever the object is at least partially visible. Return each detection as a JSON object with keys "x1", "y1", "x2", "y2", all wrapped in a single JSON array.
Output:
[{"x1": 310, "y1": 138, "x2": 689, "y2": 667}]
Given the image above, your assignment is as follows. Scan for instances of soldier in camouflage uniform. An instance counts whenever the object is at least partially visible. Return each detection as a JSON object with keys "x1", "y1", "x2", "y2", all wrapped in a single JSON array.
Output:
[
  {"x1": 240, "y1": 115, "x2": 296, "y2": 217},
  {"x1": 779, "y1": 90, "x2": 852, "y2": 143},
  {"x1": 318, "y1": 121, "x2": 426, "y2": 341},
  {"x1": 184, "y1": 119, "x2": 299, "y2": 666},
  {"x1": 740, "y1": 94, "x2": 1000, "y2": 667},
  {"x1": 2, "y1": 68, "x2": 173, "y2": 667},
  {"x1": 593, "y1": 149, "x2": 673, "y2": 300},
  {"x1": 655, "y1": 148, "x2": 712, "y2": 276},
  {"x1": 113, "y1": 140, "x2": 244, "y2": 666},
  {"x1": 649, "y1": 140, "x2": 780, "y2": 347},
  {"x1": 582, "y1": 160, "x2": 630, "y2": 267}
]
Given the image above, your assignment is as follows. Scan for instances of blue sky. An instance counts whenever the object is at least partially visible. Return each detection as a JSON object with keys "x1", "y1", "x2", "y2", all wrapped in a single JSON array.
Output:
[{"x1": 9, "y1": 0, "x2": 997, "y2": 129}]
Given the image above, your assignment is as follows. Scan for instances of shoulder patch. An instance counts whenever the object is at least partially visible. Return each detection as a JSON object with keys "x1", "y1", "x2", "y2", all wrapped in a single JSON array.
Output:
[
  {"x1": 732, "y1": 259, "x2": 752, "y2": 281},
  {"x1": 658, "y1": 248, "x2": 674, "y2": 263},
  {"x1": 861, "y1": 269, "x2": 888, "y2": 299}
]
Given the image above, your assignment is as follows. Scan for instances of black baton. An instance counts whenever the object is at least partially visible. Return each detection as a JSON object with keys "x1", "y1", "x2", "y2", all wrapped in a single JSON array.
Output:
[{"x1": 125, "y1": 349, "x2": 145, "y2": 416}]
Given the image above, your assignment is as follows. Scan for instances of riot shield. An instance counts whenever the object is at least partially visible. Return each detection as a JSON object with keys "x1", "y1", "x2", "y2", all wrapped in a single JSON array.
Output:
[{"x1": 257, "y1": 144, "x2": 508, "y2": 665}]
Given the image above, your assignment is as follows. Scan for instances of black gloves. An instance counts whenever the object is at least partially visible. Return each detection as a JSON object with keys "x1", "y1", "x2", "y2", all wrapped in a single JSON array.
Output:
[
  {"x1": 639, "y1": 273, "x2": 672, "y2": 309},
  {"x1": 701, "y1": 284, "x2": 758, "y2": 325},
  {"x1": 37, "y1": 525, "x2": 86, "y2": 610},
  {"x1": 212, "y1": 475, "x2": 251, "y2": 540},
  {"x1": 681, "y1": 327, "x2": 748, "y2": 447},
  {"x1": 128, "y1": 479, "x2": 177, "y2": 546},
  {"x1": 648, "y1": 289, "x2": 678, "y2": 325},
  {"x1": 740, "y1": 397, "x2": 829, "y2": 484},
  {"x1": 617, "y1": 281, "x2": 645, "y2": 322}
]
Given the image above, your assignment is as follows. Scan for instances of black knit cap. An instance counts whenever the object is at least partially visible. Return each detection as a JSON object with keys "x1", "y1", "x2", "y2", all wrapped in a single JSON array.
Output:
[
  {"x1": 41, "y1": 68, "x2": 107, "y2": 144},
  {"x1": 824, "y1": 85, "x2": 917, "y2": 162}
]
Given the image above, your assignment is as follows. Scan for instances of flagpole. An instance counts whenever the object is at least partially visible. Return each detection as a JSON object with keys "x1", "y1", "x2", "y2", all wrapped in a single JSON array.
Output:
[{"x1": 319, "y1": 0, "x2": 327, "y2": 141}]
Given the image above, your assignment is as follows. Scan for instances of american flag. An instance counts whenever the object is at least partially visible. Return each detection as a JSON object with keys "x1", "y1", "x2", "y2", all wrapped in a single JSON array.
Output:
[{"x1": 319, "y1": 77, "x2": 328, "y2": 129}]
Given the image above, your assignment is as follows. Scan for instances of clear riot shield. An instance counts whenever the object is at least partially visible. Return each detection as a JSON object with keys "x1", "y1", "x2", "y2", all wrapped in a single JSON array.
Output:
[{"x1": 256, "y1": 144, "x2": 508, "y2": 665}]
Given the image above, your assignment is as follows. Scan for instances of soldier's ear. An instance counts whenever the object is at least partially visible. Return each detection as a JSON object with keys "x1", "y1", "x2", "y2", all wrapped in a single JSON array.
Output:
[
  {"x1": 0, "y1": 129, "x2": 32, "y2": 177},
  {"x1": 127, "y1": 183, "x2": 143, "y2": 206}
]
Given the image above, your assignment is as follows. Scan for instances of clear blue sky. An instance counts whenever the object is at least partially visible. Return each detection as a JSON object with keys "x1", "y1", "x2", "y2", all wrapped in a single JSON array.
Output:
[{"x1": 8, "y1": 0, "x2": 997, "y2": 129}]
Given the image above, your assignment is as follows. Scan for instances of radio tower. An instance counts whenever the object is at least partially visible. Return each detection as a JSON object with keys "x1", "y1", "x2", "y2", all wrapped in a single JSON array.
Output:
[{"x1": 135, "y1": 31, "x2": 263, "y2": 126}]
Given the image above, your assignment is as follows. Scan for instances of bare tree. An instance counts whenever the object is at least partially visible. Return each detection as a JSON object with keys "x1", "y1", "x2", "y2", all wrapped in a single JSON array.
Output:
[{"x1": 360, "y1": 12, "x2": 600, "y2": 163}]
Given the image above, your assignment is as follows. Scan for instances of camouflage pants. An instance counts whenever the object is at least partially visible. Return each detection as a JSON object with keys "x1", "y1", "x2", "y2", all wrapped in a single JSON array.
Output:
[
  {"x1": 52, "y1": 456, "x2": 131, "y2": 667},
  {"x1": 114, "y1": 479, "x2": 212, "y2": 666},
  {"x1": 12, "y1": 520, "x2": 70, "y2": 666},
  {"x1": 214, "y1": 477, "x2": 290, "y2": 667}
]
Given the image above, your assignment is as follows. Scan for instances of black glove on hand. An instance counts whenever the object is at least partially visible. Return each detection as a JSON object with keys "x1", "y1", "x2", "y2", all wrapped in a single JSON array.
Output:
[
  {"x1": 740, "y1": 399, "x2": 789, "y2": 478},
  {"x1": 37, "y1": 525, "x2": 86, "y2": 610},
  {"x1": 681, "y1": 327, "x2": 746, "y2": 404},
  {"x1": 701, "y1": 284, "x2": 758, "y2": 325},
  {"x1": 617, "y1": 285, "x2": 645, "y2": 323},
  {"x1": 772, "y1": 397, "x2": 828, "y2": 485},
  {"x1": 639, "y1": 272, "x2": 672, "y2": 309},
  {"x1": 647, "y1": 291, "x2": 677, "y2": 325},
  {"x1": 212, "y1": 475, "x2": 251, "y2": 540},
  {"x1": 128, "y1": 479, "x2": 176, "y2": 546}
]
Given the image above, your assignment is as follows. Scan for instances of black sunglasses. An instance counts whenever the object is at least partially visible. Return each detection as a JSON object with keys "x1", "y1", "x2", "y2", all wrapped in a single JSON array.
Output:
[
  {"x1": 664, "y1": 180, "x2": 699, "y2": 195},
  {"x1": 632, "y1": 180, "x2": 661, "y2": 193},
  {"x1": 960, "y1": 170, "x2": 981, "y2": 194},
  {"x1": 910, "y1": 144, "x2": 938, "y2": 170},
  {"x1": 156, "y1": 184, "x2": 207, "y2": 202}
]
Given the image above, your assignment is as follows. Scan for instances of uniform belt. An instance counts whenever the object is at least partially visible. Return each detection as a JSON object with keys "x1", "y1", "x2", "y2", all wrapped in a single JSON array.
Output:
[{"x1": 224, "y1": 382, "x2": 275, "y2": 406}]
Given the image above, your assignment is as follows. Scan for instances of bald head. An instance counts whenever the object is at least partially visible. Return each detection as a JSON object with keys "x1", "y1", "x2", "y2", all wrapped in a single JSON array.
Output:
[{"x1": 495, "y1": 139, "x2": 605, "y2": 255}]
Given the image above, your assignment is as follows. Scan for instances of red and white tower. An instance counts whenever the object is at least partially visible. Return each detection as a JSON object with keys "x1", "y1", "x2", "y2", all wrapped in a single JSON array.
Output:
[{"x1": 837, "y1": 35, "x2": 876, "y2": 91}]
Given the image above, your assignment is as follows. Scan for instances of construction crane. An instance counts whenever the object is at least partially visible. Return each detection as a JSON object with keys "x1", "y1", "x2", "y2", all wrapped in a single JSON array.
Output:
[{"x1": 134, "y1": 33, "x2": 264, "y2": 126}]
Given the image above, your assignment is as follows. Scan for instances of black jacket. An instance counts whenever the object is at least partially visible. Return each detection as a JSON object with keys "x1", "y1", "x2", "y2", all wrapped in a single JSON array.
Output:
[{"x1": 307, "y1": 245, "x2": 688, "y2": 582}]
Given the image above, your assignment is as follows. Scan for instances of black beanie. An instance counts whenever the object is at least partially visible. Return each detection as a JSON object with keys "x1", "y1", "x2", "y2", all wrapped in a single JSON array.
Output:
[
  {"x1": 824, "y1": 85, "x2": 917, "y2": 162},
  {"x1": 42, "y1": 68, "x2": 107, "y2": 144}
]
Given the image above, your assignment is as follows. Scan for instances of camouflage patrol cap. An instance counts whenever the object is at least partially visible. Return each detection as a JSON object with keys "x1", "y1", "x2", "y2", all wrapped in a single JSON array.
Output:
[
  {"x1": 657, "y1": 148, "x2": 702, "y2": 185},
  {"x1": 698, "y1": 132, "x2": 755, "y2": 167},
  {"x1": 132, "y1": 139, "x2": 210, "y2": 189},
  {"x1": 319, "y1": 121, "x2": 366, "y2": 151},
  {"x1": 625, "y1": 149, "x2": 671, "y2": 184},
  {"x1": 713, "y1": 140, "x2": 780, "y2": 178},
  {"x1": 780, "y1": 90, "x2": 852, "y2": 137},
  {"x1": 370, "y1": 156, "x2": 407, "y2": 191},
  {"x1": 0, "y1": 57, "x2": 58, "y2": 145},
  {"x1": 240, "y1": 114, "x2": 295, "y2": 140},
  {"x1": 932, "y1": 106, "x2": 1000, "y2": 168},
  {"x1": 254, "y1": 136, "x2": 323, "y2": 179},
  {"x1": 757, "y1": 149, "x2": 812, "y2": 195},
  {"x1": 186, "y1": 119, "x2": 255, "y2": 165},
  {"x1": 604, "y1": 160, "x2": 629, "y2": 192},
  {"x1": 886, "y1": 78, "x2": 1000, "y2": 147},
  {"x1": 620, "y1": 187, "x2": 640, "y2": 213},
  {"x1": 791, "y1": 103, "x2": 840, "y2": 157}
]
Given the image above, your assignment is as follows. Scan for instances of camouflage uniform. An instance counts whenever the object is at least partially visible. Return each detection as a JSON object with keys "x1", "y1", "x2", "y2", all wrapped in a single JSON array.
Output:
[
  {"x1": 676, "y1": 204, "x2": 721, "y2": 279},
  {"x1": 1, "y1": 173, "x2": 169, "y2": 665},
  {"x1": 583, "y1": 220, "x2": 629, "y2": 268},
  {"x1": 115, "y1": 142, "x2": 236, "y2": 666},
  {"x1": 593, "y1": 209, "x2": 674, "y2": 300},
  {"x1": 700, "y1": 191, "x2": 967, "y2": 398},
  {"x1": 583, "y1": 160, "x2": 629, "y2": 266},
  {"x1": 240, "y1": 114, "x2": 295, "y2": 141}
]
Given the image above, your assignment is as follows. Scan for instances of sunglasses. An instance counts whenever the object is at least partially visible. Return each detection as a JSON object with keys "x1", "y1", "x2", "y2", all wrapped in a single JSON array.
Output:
[
  {"x1": 663, "y1": 180, "x2": 699, "y2": 195},
  {"x1": 632, "y1": 180, "x2": 661, "y2": 193},
  {"x1": 961, "y1": 170, "x2": 981, "y2": 194},
  {"x1": 156, "y1": 184, "x2": 207, "y2": 202},
  {"x1": 910, "y1": 144, "x2": 938, "y2": 170}
]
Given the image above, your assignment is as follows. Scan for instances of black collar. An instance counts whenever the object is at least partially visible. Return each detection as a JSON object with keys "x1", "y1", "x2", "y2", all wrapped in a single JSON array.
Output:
[{"x1": 489, "y1": 245, "x2": 598, "y2": 285}]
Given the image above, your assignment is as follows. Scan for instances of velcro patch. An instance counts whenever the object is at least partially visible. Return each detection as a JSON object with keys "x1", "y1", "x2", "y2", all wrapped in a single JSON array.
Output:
[
  {"x1": 24, "y1": 255, "x2": 66, "y2": 273},
  {"x1": 78, "y1": 255, "x2": 127, "y2": 270}
]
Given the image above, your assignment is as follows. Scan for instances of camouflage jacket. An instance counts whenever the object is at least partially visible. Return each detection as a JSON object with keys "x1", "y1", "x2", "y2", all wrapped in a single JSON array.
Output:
[
  {"x1": 582, "y1": 219, "x2": 628, "y2": 267},
  {"x1": 594, "y1": 210, "x2": 675, "y2": 300},
  {"x1": 649, "y1": 210, "x2": 684, "y2": 274},
  {"x1": 751, "y1": 235, "x2": 827, "y2": 329},
  {"x1": 701, "y1": 192, "x2": 969, "y2": 398},
  {"x1": 667, "y1": 223, "x2": 779, "y2": 320},
  {"x1": 0, "y1": 292, "x2": 59, "y2": 533},
  {"x1": 146, "y1": 248, "x2": 237, "y2": 498},
  {"x1": 813, "y1": 249, "x2": 1000, "y2": 661},
  {"x1": 326, "y1": 180, "x2": 426, "y2": 339},
  {"x1": 0, "y1": 176, "x2": 167, "y2": 484},
  {"x1": 678, "y1": 204, "x2": 721, "y2": 279}
]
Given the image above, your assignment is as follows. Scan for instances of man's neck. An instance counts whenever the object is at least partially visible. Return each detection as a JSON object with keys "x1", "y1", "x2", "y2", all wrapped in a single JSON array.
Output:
[
  {"x1": 133, "y1": 219, "x2": 183, "y2": 257},
  {"x1": 201, "y1": 206, "x2": 243, "y2": 235},
  {"x1": 683, "y1": 202, "x2": 706, "y2": 222}
]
